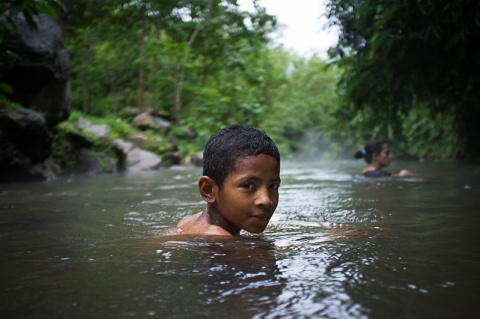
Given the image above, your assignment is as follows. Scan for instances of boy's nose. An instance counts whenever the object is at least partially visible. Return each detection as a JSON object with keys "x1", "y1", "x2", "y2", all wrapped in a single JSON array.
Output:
[{"x1": 255, "y1": 190, "x2": 272, "y2": 207}]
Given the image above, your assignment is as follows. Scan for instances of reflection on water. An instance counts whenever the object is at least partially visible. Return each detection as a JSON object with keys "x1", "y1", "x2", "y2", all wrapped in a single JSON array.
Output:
[{"x1": 0, "y1": 161, "x2": 479, "y2": 318}]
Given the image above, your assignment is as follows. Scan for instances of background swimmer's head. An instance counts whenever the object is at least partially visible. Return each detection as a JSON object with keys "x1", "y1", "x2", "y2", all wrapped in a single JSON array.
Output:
[{"x1": 354, "y1": 140, "x2": 386, "y2": 164}]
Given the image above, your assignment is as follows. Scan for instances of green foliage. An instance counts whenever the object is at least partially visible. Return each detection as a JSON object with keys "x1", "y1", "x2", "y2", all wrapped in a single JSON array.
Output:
[
  {"x1": 99, "y1": 116, "x2": 139, "y2": 140},
  {"x1": 1, "y1": 0, "x2": 62, "y2": 26},
  {"x1": 260, "y1": 51, "x2": 339, "y2": 157},
  {"x1": 49, "y1": 123, "x2": 76, "y2": 171},
  {"x1": 0, "y1": 86, "x2": 21, "y2": 113},
  {"x1": 68, "y1": 110, "x2": 136, "y2": 140},
  {"x1": 4, "y1": 0, "x2": 468, "y2": 167},
  {"x1": 324, "y1": 98, "x2": 460, "y2": 159},
  {"x1": 51, "y1": 121, "x2": 120, "y2": 173},
  {"x1": 65, "y1": 111, "x2": 175, "y2": 160},
  {"x1": 326, "y1": 0, "x2": 480, "y2": 158},
  {"x1": 62, "y1": 1, "x2": 344, "y2": 160},
  {"x1": 399, "y1": 105, "x2": 460, "y2": 159}
]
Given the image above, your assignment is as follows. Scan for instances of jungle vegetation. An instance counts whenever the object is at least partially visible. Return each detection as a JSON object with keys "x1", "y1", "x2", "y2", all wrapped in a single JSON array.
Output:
[{"x1": 2, "y1": 0, "x2": 479, "y2": 160}]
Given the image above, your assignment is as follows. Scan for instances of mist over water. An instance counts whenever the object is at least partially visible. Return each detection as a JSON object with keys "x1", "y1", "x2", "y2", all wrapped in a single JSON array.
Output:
[
  {"x1": 286, "y1": 132, "x2": 360, "y2": 166},
  {"x1": 0, "y1": 160, "x2": 479, "y2": 318}
]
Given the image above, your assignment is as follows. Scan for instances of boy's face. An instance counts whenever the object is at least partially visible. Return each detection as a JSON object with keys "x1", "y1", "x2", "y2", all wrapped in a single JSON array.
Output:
[{"x1": 213, "y1": 154, "x2": 281, "y2": 234}]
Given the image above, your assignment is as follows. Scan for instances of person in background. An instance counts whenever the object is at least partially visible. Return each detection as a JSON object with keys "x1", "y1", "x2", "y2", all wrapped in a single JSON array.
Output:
[{"x1": 354, "y1": 140, "x2": 413, "y2": 178}]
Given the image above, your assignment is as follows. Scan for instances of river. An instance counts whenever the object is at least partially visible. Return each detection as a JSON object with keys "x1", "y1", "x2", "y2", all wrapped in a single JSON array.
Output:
[{"x1": 0, "y1": 160, "x2": 479, "y2": 318}]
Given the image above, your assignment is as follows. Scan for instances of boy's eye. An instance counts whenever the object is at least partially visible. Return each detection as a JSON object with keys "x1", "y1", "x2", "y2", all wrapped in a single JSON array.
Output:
[
  {"x1": 270, "y1": 183, "x2": 281, "y2": 190},
  {"x1": 241, "y1": 182, "x2": 254, "y2": 189}
]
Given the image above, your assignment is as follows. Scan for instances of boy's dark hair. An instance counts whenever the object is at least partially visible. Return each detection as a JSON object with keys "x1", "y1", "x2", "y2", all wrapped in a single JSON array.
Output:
[
  {"x1": 354, "y1": 140, "x2": 385, "y2": 164},
  {"x1": 203, "y1": 124, "x2": 280, "y2": 189}
]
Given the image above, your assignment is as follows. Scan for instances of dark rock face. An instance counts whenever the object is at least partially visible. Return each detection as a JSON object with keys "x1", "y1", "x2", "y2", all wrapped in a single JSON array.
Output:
[
  {"x1": 0, "y1": 13, "x2": 71, "y2": 182},
  {"x1": 0, "y1": 108, "x2": 53, "y2": 181},
  {"x1": 59, "y1": 130, "x2": 120, "y2": 175},
  {"x1": 0, "y1": 13, "x2": 71, "y2": 126}
]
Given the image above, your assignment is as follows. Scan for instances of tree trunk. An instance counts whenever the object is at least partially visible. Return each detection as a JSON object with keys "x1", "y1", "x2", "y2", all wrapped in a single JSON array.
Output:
[
  {"x1": 151, "y1": 19, "x2": 162, "y2": 111},
  {"x1": 173, "y1": 0, "x2": 214, "y2": 123},
  {"x1": 201, "y1": 0, "x2": 214, "y2": 87},
  {"x1": 82, "y1": 79, "x2": 88, "y2": 114},
  {"x1": 173, "y1": 23, "x2": 201, "y2": 123},
  {"x1": 81, "y1": 53, "x2": 88, "y2": 114},
  {"x1": 138, "y1": 4, "x2": 146, "y2": 110}
]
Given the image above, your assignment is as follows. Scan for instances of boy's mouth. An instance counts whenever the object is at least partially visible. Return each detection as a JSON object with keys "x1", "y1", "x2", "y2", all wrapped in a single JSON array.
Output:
[{"x1": 250, "y1": 214, "x2": 272, "y2": 221}]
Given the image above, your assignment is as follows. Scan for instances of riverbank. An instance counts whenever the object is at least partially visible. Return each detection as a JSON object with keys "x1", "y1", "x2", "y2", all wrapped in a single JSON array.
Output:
[{"x1": 53, "y1": 109, "x2": 204, "y2": 175}]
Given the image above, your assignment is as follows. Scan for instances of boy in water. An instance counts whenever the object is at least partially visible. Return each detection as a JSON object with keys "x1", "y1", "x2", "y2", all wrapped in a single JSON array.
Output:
[{"x1": 173, "y1": 124, "x2": 281, "y2": 236}]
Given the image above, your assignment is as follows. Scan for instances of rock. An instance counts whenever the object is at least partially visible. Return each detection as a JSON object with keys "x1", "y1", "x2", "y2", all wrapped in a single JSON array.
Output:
[
  {"x1": 112, "y1": 139, "x2": 135, "y2": 154},
  {"x1": 191, "y1": 152, "x2": 204, "y2": 166},
  {"x1": 58, "y1": 130, "x2": 120, "y2": 175},
  {"x1": 71, "y1": 148, "x2": 103, "y2": 175},
  {"x1": 126, "y1": 148, "x2": 162, "y2": 171},
  {"x1": 129, "y1": 133, "x2": 148, "y2": 148},
  {"x1": 0, "y1": 13, "x2": 71, "y2": 126},
  {"x1": 164, "y1": 152, "x2": 182, "y2": 166},
  {"x1": 0, "y1": 108, "x2": 52, "y2": 161},
  {"x1": 67, "y1": 149, "x2": 118, "y2": 175},
  {"x1": 113, "y1": 138, "x2": 162, "y2": 171},
  {"x1": 171, "y1": 125, "x2": 196, "y2": 139},
  {"x1": 77, "y1": 117, "x2": 110, "y2": 139},
  {"x1": 0, "y1": 13, "x2": 72, "y2": 181},
  {"x1": 28, "y1": 162, "x2": 56, "y2": 181},
  {"x1": 97, "y1": 153, "x2": 119, "y2": 173},
  {"x1": 63, "y1": 131, "x2": 94, "y2": 149},
  {"x1": 131, "y1": 112, "x2": 170, "y2": 133},
  {"x1": 0, "y1": 108, "x2": 55, "y2": 181},
  {"x1": 183, "y1": 152, "x2": 203, "y2": 167}
]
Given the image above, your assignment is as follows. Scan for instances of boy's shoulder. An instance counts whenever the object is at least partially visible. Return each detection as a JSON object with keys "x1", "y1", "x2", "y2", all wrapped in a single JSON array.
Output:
[
  {"x1": 176, "y1": 212, "x2": 202, "y2": 228},
  {"x1": 175, "y1": 212, "x2": 232, "y2": 236}
]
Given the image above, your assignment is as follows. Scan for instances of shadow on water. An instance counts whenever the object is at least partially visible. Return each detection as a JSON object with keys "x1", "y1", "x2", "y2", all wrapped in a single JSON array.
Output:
[{"x1": 1, "y1": 160, "x2": 479, "y2": 318}]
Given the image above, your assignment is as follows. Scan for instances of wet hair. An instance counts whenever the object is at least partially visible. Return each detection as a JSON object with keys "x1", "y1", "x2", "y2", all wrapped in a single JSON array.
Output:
[
  {"x1": 354, "y1": 140, "x2": 386, "y2": 164},
  {"x1": 203, "y1": 124, "x2": 280, "y2": 189}
]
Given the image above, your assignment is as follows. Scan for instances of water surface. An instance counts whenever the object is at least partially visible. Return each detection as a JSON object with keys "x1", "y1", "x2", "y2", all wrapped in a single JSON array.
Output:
[{"x1": 1, "y1": 160, "x2": 479, "y2": 318}]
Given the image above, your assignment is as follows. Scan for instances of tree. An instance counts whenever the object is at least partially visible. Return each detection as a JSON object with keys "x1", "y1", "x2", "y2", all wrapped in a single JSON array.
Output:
[
  {"x1": 326, "y1": 0, "x2": 480, "y2": 158},
  {"x1": 61, "y1": 0, "x2": 276, "y2": 127},
  {"x1": 259, "y1": 51, "x2": 339, "y2": 156}
]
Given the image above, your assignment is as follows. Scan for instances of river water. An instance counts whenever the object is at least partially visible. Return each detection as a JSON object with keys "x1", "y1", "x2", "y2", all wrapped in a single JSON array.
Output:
[{"x1": 1, "y1": 160, "x2": 479, "y2": 318}]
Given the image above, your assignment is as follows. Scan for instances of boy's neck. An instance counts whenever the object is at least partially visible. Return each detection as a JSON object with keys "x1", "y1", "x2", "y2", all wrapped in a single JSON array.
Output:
[{"x1": 203, "y1": 206, "x2": 241, "y2": 235}]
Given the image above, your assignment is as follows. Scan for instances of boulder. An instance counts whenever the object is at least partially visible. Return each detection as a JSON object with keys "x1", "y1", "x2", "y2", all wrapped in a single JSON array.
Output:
[
  {"x1": 0, "y1": 13, "x2": 71, "y2": 126},
  {"x1": 63, "y1": 131, "x2": 94, "y2": 149},
  {"x1": 0, "y1": 13, "x2": 72, "y2": 181},
  {"x1": 70, "y1": 148, "x2": 104, "y2": 175},
  {"x1": 59, "y1": 130, "x2": 118, "y2": 175},
  {"x1": 77, "y1": 117, "x2": 110, "y2": 139},
  {"x1": 113, "y1": 139, "x2": 162, "y2": 171},
  {"x1": 0, "y1": 108, "x2": 54, "y2": 181},
  {"x1": 131, "y1": 112, "x2": 170, "y2": 133},
  {"x1": 129, "y1": 133, "x2": 148, "y2": 148}
]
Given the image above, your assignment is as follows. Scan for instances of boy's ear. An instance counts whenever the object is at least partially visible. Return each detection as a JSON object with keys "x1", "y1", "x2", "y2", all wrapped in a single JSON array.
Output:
[{"x1": 198, "y1": 176, "x2": 217, "y2": 203}]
